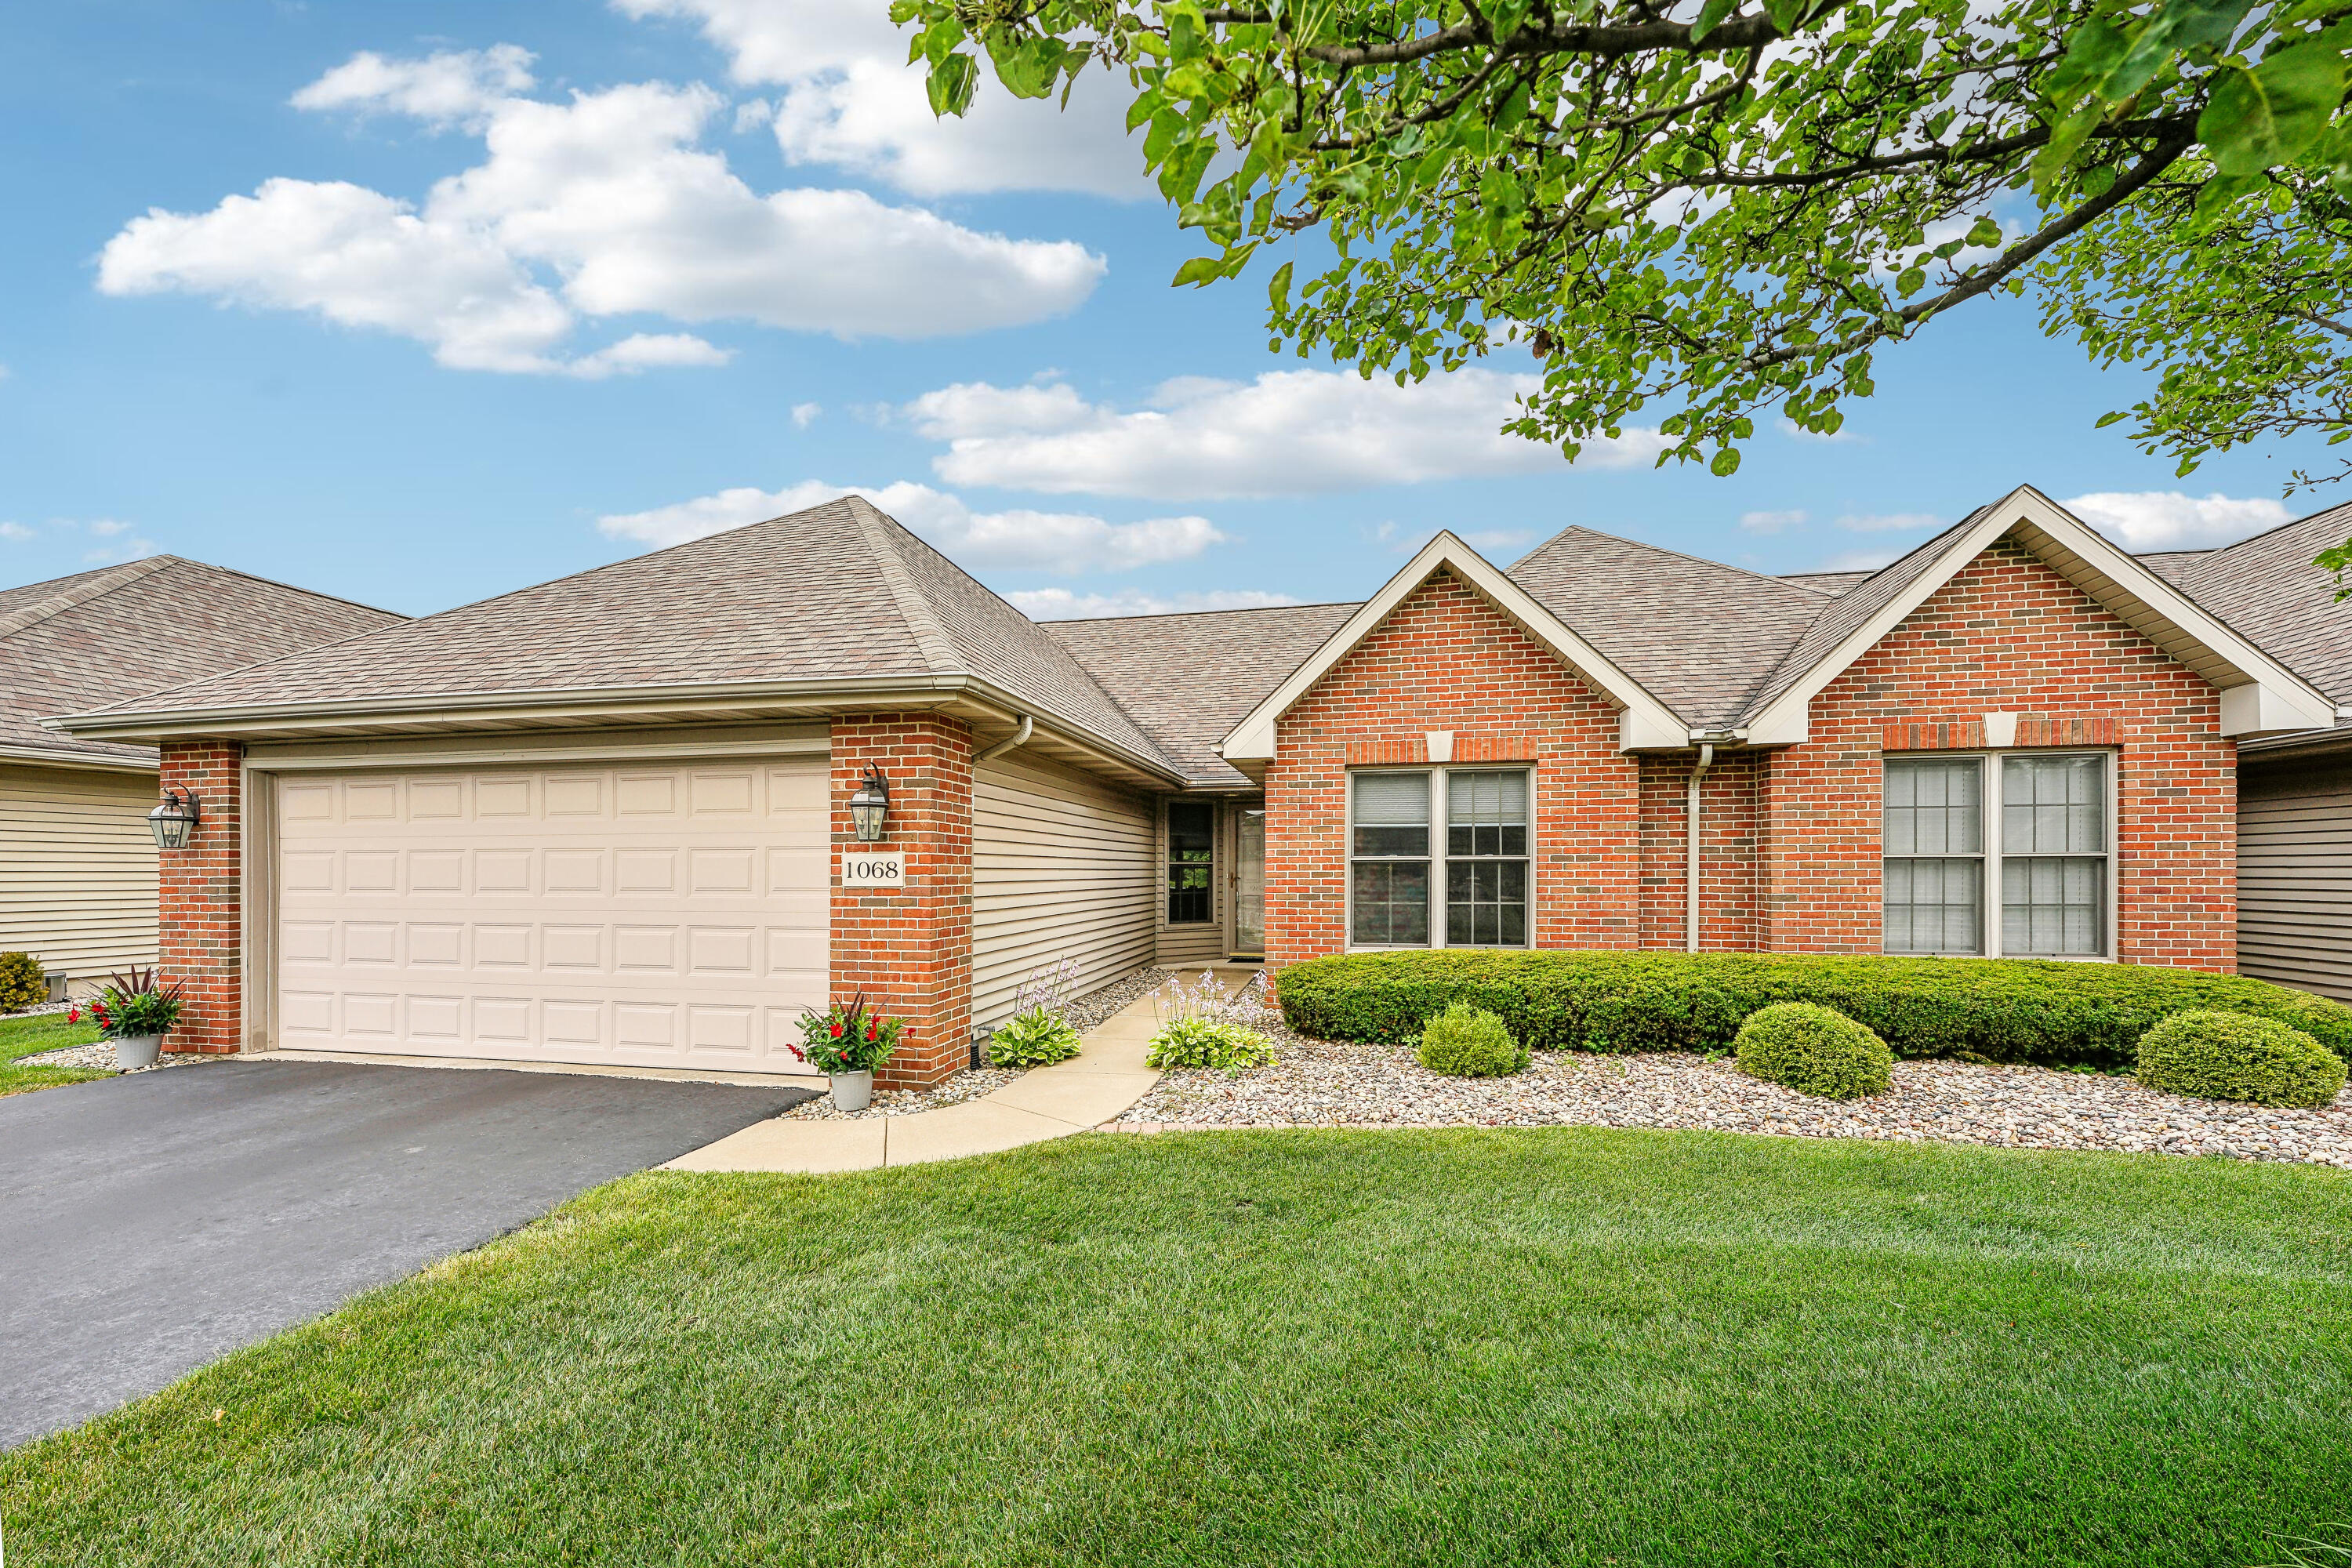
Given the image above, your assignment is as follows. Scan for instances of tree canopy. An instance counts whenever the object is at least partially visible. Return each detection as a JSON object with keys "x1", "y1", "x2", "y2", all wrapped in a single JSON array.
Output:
[{"x1": 896, "y1": 0, "x2": 2352, "y2": 571}]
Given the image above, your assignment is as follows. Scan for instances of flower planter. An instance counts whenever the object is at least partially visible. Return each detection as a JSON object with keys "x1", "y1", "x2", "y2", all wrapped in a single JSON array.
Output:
[
  {"x1": 829, "y1": 1070, "x2": 874, "y2": 1112},
  {"x1": 112, "y1": 1034, "x2": 163, "y2": 1071}
]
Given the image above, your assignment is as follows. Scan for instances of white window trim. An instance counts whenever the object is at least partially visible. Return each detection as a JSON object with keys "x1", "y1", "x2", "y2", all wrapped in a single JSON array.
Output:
[
  {"x1": 1345, "y1": 766, "x2": 1537, "y2": 952},
  {"x1": 1881, "y1": 749, "x2": 2120, "y2": 962}
]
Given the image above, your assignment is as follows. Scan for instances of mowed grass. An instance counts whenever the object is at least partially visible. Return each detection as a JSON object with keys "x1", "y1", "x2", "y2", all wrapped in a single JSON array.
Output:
[
  {"x1": 5, "y1": 1128, "x2": 2350, "y2": 1566},
  {"x1": 0, "y1": 1008, "x2": 104, "y2": 1097}
]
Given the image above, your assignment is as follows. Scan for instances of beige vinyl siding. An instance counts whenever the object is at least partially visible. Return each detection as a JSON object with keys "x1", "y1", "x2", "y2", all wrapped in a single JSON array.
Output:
[
  {"x1": 1156, "y1": 798, "x2": 1227, "y2": 967},
  {"x1": 2239, "y1": 758, "x2": 2352, "y2": 1001},
  {"x1": 972, "y1": 751, "x2": 1156, "y2": 1026},
  {"x1": 0, "y1": 763, "x2": 159, "y2": 989}
]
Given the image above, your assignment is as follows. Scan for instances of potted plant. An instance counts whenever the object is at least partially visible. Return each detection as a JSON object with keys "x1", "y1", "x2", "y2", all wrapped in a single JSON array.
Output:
[
  {"x1": 71, "y1": 967, "x2": 184, "y2": 1070},
  {"x1": 791, "y1": 993, "x2": 904, "y2": 1110}
]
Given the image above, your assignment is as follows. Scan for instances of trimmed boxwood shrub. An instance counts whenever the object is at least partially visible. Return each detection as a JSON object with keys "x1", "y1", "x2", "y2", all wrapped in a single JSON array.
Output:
[
  {"x1": 2136, "y1": 1010, "x2": 2348, "y2": 1109},
  {"x1": 1415, "y1": 1003, "x2": 1527, "y2": 1076},
  {"x1": 1734, "y1": 1003, "x2": 1893, "y2": 1098},
  {"x1": 1273, "y1": 949, "x2": 2352, "y2": 1069},
  {"x1": 0, "y1": 951, "x2": 45, "y2": 1012}
]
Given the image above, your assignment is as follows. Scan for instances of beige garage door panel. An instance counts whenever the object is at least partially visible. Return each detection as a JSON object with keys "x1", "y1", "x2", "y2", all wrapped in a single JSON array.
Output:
[{"x1": 277, "y1": 758, "x2": 827, "y2": 1075}]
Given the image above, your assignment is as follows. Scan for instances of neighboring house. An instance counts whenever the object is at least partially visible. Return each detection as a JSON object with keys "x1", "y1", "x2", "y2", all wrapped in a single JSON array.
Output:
[
  {"x1": 51, "y1": 488, "x2": 2350, "y2": 1088},
  {"x1": 2, "y1": 557, "x2": 403, "y2": 995}
]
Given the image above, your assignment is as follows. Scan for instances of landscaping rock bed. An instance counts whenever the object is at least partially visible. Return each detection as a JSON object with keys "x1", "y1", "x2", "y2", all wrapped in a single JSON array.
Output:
[
  {"x1": 1117, "y1": 1010, "x2": 2352, "y2": 1167},
  {"x1": 788, "y1": 964, "x2": 1175, "y2": 1120},
  {"x1": 15, "y1": 1041, "x2": 203, "y2": 1076}
]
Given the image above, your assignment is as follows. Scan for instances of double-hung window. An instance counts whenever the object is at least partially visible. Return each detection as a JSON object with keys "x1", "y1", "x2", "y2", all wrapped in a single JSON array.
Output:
[
  {"x1": 1350, "y1": 768, "x2": 1531, "y2": 948},
  {"x1": 1882, "y1": 752, "x2": 2111, "y2": 958}
]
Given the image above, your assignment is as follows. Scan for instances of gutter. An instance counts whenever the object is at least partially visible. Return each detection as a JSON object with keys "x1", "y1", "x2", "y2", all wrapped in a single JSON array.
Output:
[{"x1": 973, "y1": 713, "x2": 1033, "y2": 764}]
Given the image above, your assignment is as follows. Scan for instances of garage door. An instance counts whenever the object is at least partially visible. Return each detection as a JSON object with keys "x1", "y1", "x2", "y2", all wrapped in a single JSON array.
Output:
[{"x1": 275, "y1": 757, "x2": 827, "y2": 1075}]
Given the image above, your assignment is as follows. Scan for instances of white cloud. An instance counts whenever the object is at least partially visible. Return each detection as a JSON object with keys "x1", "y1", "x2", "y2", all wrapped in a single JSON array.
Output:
[
  {"x1": 2060, "y1": 490, "x2": 2293, "y2": 551},
  {"x1": 291, "y1": 44, "x2": 537, "y2": 127},
  {"x1": 1836, "y1": 511, "x2": 1947, "y2": 533},
  {"x1": 0, "y1": 522, "x2": 33, "y2": 542},
  {"x1": 99, "y1": 68, "x2": 1105, "y2": 374},
  {"x1": 1368, "y1": 521, "x2": 1534, "y2": 557},
  {"x1": 615, "y1": 0, "x2": 1145, "y2": 198},
  {"x1": 84, "y1": 518, "x2": 134, "y2": 537},
  {"x1": 1010, "y1": 588, "x2": 1304, "y2": 620},
  {"x1": 1775, "y1": 418, "x2": 1856, "y2": 444},
  {"x1": 1818, "y1": 548, "x2": 1900, "y2": 572},
  {"x1": 906, "y1": 369, "x2": 1669, "y2": 501},
  {"x1": 790, "y1": 401, "x2": 821, "y2": 428},
  {"x1": 1741, "y1": 508, "x2": 1808, "y2": 533},
  {"x1": 84, "y1": 535, "x2": 162, "y2": 564},
  {"x1": 595, "y1": 479, "x2": 1222, "y2": 574}
]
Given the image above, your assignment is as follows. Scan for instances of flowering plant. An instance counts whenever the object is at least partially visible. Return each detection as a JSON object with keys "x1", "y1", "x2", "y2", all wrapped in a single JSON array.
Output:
[
  {"x1": 791, "y1": 992, "x2": 905, "y2": 1076},
  {"x1": 71, "y1": 966, "x2": 184, "y2": 1040},
  {"x1": 987, "y1": 955, "x2": 1083, "y2": 1068}
]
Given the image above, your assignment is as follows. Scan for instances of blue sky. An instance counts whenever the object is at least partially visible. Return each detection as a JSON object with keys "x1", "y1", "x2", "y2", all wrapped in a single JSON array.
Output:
[{"x1": 0, "y1": 1, "x2": 2328, "y2": 621}]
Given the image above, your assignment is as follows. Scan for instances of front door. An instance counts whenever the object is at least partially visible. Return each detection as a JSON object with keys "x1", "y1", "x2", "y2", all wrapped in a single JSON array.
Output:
[{"x1": 1232, "y1": 808, "x2": 1265, "y2": 958}]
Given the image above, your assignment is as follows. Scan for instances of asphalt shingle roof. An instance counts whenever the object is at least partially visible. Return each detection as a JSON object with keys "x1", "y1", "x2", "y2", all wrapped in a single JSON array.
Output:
[
  {"x1": 2156, "y1": 500, "x2": 2352, "y2": 702},
  {"x1": 3, "y1": 557, "x2": 401, "y2": 765},
  {"x1": 1042, "y1": 603, "x2": 1361, "y2": 786},
  {"x1": 93, "y1": 499, "x2": 1174, "y2": 773}
]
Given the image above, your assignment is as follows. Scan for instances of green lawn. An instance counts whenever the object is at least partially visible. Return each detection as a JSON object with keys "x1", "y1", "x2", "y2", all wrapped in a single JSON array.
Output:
[
  {"x1": 5, "y1": 1129, "x2": 2350, "y2": 1566},
  {"x1": 0, "y1": 1008, "x2": 105, "y2": 1097}
]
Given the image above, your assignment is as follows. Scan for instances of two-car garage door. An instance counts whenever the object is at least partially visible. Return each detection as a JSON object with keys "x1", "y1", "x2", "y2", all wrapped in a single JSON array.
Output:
[{"x1": 275, "y1": 757, "x2": 827, "y2": 1076}]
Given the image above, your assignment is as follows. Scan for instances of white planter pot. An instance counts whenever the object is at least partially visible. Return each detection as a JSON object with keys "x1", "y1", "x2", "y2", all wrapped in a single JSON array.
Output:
[
  {"x1": 112, "y1": 1034, "x2": 162, "y2": 1071},
  {"x1": 829, "y1": 1070, "x2": 873, "y2": 1112}
]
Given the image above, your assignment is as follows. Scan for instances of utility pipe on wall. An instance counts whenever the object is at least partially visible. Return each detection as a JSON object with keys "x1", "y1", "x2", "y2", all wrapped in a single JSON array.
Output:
[
  {"x1": 974, "y1": 713, "x2": 1033, "y2": 764},
  {"x1": 1685, "y1": 742, "x2": 1715, "y2": 954}
]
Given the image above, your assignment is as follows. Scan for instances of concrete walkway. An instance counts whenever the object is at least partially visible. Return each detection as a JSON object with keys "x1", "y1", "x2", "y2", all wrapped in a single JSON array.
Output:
[{"x1": 667, "y1": 972, "x2": 1234, "y2": 1173}]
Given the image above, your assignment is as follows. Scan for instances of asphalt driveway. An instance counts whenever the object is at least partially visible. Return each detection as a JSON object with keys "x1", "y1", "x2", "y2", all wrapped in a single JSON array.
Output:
[{"x1": 0, "y1": 1058, "x2": 815, "y2": 1449}]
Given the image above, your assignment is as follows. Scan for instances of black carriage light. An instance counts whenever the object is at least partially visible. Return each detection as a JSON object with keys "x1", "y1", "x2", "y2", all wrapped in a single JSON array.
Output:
[
  {"x1": 848, "y1": 765, "x2": 891, "y2": 843},
  {"x1": 148, "y1": 787, "x2": 201, "y2": 850}
]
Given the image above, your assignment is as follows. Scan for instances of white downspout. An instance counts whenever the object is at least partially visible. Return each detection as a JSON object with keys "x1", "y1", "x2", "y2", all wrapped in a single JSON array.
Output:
[
  {"x1": 1686, "y1": 742, "x2": 1715, "y2": 954},
  {"x1": 974, "y1": 713, "x2": 1033, "y2": 764}
]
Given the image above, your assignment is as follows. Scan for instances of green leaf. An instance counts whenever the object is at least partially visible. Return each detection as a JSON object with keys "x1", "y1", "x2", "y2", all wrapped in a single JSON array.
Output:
[
  {"x1": 925, "y1": 53, "x2": 977, "y2": 118},
  {"x1": 1268, "y1": 260, "x2": 1294, "y2": 314},
  {"x1": 2095, "y1": 410, "x2": 2129, "y2": 427},
  {"x1": 2031, "y1": 105, "x2": 2104, "y2": 196},
  {"x1": 1709, "y1": 446, "x2": 1742, "y2": 477},
  {"x1": 2197, "y1": 43, "x2": 2347, "y2": 176},
  {"x1": 1965, "y1": 216, "x2": 2002, "y2": 249},
  {"x1": 1171, "y1": 255, "x2": 1225, "y2": 288},
  {"x1": 1761, "y1": 0, "x2": 1813, "y2": 32},
  {"x1": 1690, "y1": 0, "x2": 1738, "y2": 44}
]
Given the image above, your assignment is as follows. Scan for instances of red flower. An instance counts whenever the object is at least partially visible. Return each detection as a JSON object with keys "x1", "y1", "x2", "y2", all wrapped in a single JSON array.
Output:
[
  {"x1": 67, "y1": 1007, "x2": 80, "y2": 1023},
  {"x1": 866, "y1": 1022, "x2": 878, "y2": 1041},
  {"x1": 829, "y1": 1022, "x2": 844, "y2": 1038}
]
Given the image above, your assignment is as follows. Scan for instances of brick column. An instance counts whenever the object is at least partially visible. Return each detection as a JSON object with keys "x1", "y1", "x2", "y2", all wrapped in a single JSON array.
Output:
[
  {"x1": 829, "y1": 714, "x2": 973, "y2": 1090},
  {"x1": 156, "y1": 739, "x2": 244, "y2": 1054}
]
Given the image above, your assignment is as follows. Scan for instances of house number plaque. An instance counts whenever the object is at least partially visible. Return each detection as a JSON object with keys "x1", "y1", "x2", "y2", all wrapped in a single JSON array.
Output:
[{"x1": 840, "y1": 850, "x2": 906, "y2": 888}]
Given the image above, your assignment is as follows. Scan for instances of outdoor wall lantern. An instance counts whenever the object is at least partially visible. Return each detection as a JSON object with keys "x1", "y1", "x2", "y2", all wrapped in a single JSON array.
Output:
[
  {"x1": 848, "y1": 765, "x2": 891, "y2": 843},
  {"x1": 148, "y1": 788, "x2": 201, "y2": 850}
]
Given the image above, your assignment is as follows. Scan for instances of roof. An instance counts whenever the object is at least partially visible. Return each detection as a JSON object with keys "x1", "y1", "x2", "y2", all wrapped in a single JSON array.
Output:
[
  {"x1": 2, "y1": 557, "x2": 401, "y2": 766},
  {"x1": 1043, "y1": 603, "x2": 1359, "y2": 786},
  {"x1": 1511, "y1": 528, "x2": 1831, "y2": 730},
  {"x1": 73, "y1": 499, "x2": 1179, "y2": 781},
  {"x1": 1776, "y1": 569, "x2": 1875, "y2": 595},
  {"x1": 2155, "y1": 499, "x2": 2352, "y2": 704}
]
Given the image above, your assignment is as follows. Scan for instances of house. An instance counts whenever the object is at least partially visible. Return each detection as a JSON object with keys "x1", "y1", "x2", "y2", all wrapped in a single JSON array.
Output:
[
  {"x1": 49, "y1": 486, "x2": 2350, "y2": 1087},
  {"x1": 2, "y1": 557, "x2": 402, "y2": 996}
]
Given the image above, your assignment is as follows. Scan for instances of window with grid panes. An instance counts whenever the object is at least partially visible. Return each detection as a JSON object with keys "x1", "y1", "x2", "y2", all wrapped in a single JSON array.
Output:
[
  {"x1": 1166, "y1": 801, "x2": 1214, "y2": 924},
  {"x1": 1880, "y1": 752, "x2": 2111, "y2": 957},
  {"x1": 1446, "y1": 770, "x2": 1529, "y2": 946}
]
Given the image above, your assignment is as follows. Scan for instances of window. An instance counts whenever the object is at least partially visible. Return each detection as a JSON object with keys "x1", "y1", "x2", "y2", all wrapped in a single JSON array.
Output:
[
  {"x1": 1881, "y1": 752, "x2": 2111, "y2": 958},
  {"x1": 1349, "y1": 768, "x2": 1530, "y2": 949},
  {"x1": 1167, "y1": 801, "x2": 1214, "y2": 924}
]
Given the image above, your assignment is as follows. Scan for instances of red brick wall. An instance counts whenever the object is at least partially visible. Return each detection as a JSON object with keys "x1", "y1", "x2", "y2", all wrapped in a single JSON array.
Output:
[
  {"x1": 1638, "y1": 750, "x2": 1763, "y2": 951},
  {"x1": 156, "y1": 739, "x2": 243, "y2": 1054},
  {"x1": 829, "y1": 714, "x2": 975, "y2": 1089},
  {"x1": 1264, "y1": 570, "x2": 1639, "y2": 966},
  {"x1": 1756, "y1": 539, "x2": 2235, "y2": 969}
]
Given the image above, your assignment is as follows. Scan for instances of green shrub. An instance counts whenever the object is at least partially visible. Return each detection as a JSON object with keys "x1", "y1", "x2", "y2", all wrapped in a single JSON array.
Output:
[
  {"x1": 0, "y1": 952, "x2": 45, "y2": 1012},
  {"x1": 2135, "y1": 1011, "x2": 2348, "y2": 1109},
  {"x1": 1273, "y1": 949, "x2": 2352, "y2": 1069},
  {"x1": 985, "y1": 1004, "x2": 1083, "y2": 1068},
  {"x1": 1735, "y1": 1003, "x2": 1893, "y2": 1098},
  {"x1": 1147, "y1": 1018, "x2": 1276, "y2": 1071},
  {"x1": 1414, "y1": 1003, "x2": 1527, "y2": 1076}
]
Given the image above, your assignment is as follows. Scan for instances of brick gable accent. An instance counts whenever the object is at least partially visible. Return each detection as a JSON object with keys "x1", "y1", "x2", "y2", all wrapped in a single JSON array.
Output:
[
  {"x1": 829, "y1": 714, "x2": 975, "y2": 1089},
  {"x1": 156, "y1": 739, "x2": 244, "y2": 1054},
  {"x1": 1755, "y1": 538, "x2": 2234, "y2": 968},
  {"x1": 1264, "y1": 569, "x2": 1639, "y2": 964}
]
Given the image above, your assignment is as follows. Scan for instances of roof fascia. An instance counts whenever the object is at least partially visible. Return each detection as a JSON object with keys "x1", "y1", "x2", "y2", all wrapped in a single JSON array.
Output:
[
  {"x1": 1220, "y1": 532, "x2": 1689, "y2": 761},
  {"x1": 1743, "y1": 486, "x2": 2339, "y2": 744},
  {"x1": 51, "y1": 672, "x2": 1189, "y2": 788},
  {"x1": 0, "y1": 742, "x2": 157, "y2": 773}
]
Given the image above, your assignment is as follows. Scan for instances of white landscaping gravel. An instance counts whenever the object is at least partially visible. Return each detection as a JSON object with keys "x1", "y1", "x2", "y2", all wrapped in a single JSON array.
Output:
[
  {"x1": 14, "y1": 1040, "x2": 203, "y2": 1075},
  {"x1": 787, "y1": 964, "x2": 1177, "y2": 1121},
  {"x1": 1118, "y1": 1007, "x2": 2352, "y2": 1167}
]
